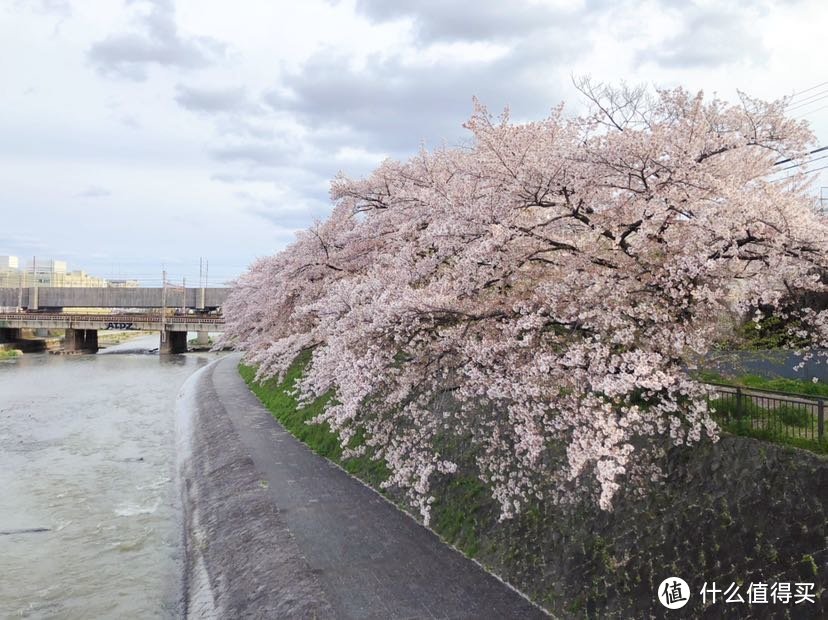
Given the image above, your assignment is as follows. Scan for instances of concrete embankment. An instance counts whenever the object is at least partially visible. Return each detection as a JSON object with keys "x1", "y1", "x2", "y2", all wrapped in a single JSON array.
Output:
[
  {"x1": 175, "y1": 354, "x2": 545, "y2": 619},
  {"x1": 175, "y1": 356, "x2": 334, "y2": 619}
]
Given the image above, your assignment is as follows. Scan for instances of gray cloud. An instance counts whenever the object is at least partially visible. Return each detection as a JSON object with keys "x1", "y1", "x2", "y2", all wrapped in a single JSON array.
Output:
[
  {"x1": 76, "y1": 185, "x2": 112, "y2": 198},
  {"x1": 214, "y1": 117, "x2": 277, "y2": 140},
  {"x1": 120, "y1": 114, "x2": 142, "y2": 128},
  {"x1": 88, "y1": 0, "x2": 225, "y2": 80},
  {"x1": 175, "y1": 84, "x2": 248, "y2": 113},
  {"x1": 265, "y1": 39, "x2": 570, "y2": 155},
  {"x1": 233, "y1": 190, "x2": 332, "y2": 228},
  {"x1": 635, "y1": 4, "x2": 769, "y2": 69},
  {"x1": 211, "y1": 142, "x2": 297, "y2": 166},
  {"x1": 351, "y1": 0, "x2": 590, "y2": 43},
  {"x1": 25, "y1": 0, "x2": 72, "y2": 18}
]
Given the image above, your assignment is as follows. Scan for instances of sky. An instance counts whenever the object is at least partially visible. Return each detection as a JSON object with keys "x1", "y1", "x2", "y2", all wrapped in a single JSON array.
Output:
[{"x1": 1, "y1": 0, "x2": 827, "y2": 286}]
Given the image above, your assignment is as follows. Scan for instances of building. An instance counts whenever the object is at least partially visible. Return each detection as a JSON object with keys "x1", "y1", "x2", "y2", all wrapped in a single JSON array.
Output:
[
  {"x1": 0, "y1": 256, "x2": 135, "y2": 288},
  {"x1": 0, "y1": 255, "x2": 21, "y2": 288},
  {"x1": 0, "y1": 256, "x2": 19, "y2": 270}
]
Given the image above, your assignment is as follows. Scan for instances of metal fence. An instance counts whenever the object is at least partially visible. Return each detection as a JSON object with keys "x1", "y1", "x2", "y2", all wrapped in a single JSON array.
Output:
[{"x1": 706, "y1": 382, "x2": 825, "y2": 445}]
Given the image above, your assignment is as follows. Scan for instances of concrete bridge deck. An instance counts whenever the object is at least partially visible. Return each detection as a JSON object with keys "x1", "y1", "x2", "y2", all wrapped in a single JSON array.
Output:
[
  {"x1": 0, "y1": 312, "x2": 225, "y2": 354},
  {"x1": 0, "y1": 312, "x2": 224, "y2": 332}
]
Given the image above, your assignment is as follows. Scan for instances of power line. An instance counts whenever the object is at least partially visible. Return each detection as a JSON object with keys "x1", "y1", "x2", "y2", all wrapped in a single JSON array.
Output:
[
  {"x1": 796, "y1": 163, "x2": 828, "y2": 176},
  {"x1": 795, "y1": 102, "x2": 828, "y2": 119},
  {"x1": 786, "y1": 92, "x2": 828, "y2": 112},
  {"x1": 789, "y1": 80, "x2": 828, "y2": 101},
  {"x1": 773, "y1": 145, "x2": 828, "y2": 167},
  {"x1": 771, "y1": 163, "x2": 828, "y2": 183},
  {"x1": 775, "y1": 153, "x2": 828, "y2": 173}
]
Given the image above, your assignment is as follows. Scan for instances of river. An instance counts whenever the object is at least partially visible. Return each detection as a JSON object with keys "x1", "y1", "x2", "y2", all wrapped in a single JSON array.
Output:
[{"x1": 0, "y1": 335, "x2": 220, "y2": 619}]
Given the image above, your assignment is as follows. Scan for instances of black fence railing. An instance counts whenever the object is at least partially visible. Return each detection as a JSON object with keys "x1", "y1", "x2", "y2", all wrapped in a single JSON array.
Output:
[{"x1": 706, "y1": 382, "x2": 825, "y2": 448}]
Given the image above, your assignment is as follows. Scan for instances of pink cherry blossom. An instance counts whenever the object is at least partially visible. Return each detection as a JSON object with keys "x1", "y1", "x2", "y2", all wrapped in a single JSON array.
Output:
[{"x1": 220, "y1": 83, "x2": 828, "y2": 523}]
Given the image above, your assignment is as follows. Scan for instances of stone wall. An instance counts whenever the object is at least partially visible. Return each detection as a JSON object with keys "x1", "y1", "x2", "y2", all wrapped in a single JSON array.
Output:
[{"x1": 442, "y1": 435, "x2": 827, "y2": 618}]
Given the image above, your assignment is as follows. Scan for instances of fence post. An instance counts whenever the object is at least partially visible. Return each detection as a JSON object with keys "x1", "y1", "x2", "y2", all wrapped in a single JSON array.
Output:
[
  {"x1": 818, "y1": 399, "x2": 824, "y2": 443},
  {"x1": 735, "y1": 387, "x2": 743, "y2": 421}
]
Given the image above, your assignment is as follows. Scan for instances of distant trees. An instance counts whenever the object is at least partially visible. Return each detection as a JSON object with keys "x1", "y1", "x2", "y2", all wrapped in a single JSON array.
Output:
[{"x1": 222, "y1": 83, "x2": 828, "y2": 522}]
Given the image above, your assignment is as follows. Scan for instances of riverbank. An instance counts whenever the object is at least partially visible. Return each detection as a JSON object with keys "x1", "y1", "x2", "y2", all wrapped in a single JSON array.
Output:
[
  {"x1": 175, "y1": 354, "x2": 544, "y2": 619},
  {"x1": 241, "y1": 353, "x2": 828, "y2": 618}
]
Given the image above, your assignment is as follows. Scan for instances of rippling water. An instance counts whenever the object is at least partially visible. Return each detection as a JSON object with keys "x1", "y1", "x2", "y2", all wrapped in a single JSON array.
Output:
[{"x1": 0, "y1": 336, "x2": 217, "y2": 619}]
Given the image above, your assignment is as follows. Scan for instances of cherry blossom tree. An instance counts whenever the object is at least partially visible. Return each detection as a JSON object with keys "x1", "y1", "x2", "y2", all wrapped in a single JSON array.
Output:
[{"x1": 221, "y1": 83, "x2": 828, "y2": 523}]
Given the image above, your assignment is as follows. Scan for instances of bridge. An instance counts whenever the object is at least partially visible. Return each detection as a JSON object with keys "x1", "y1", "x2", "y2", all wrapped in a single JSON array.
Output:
[
  {"x1": 0, "y1": 312, "x2": 225, "y2": 354},
  {"x1": 0, "y1": 286, "x2": 229, "y2": 354},
  {"x1": 0, "y1": 287, "x2": 228, "y2": 310}
]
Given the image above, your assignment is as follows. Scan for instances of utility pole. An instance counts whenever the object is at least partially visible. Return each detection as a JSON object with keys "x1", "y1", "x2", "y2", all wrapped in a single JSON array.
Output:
[
  {"x1": 161, "y1": 269, "x2": 167, "y2": 343},
  {"x1": 31, "y1": 256, "x2": 38, "y2": 310},
  {"x1": 17, "y1": 270, "x2": 23, "y2": 312}
]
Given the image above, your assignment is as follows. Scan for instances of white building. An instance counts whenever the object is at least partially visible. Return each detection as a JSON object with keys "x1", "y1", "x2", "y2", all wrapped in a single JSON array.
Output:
[{"x1": 0, "y1": 256, "x2": 19, "y2": 270}]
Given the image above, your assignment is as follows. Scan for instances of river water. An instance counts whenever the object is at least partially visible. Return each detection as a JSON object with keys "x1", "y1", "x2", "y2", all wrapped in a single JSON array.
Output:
[{"x1": 0, "y1": 336, "x2": 219, "y2": 619}]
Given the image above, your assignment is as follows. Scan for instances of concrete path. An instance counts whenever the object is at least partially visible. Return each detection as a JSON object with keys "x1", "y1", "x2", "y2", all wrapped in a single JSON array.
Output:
[{"x1": 183, "y1": 354, "x2": 546, "y2": 619}]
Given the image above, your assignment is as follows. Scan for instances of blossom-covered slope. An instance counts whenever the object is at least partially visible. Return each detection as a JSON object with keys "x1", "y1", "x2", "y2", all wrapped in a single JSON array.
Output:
[{"x1": 221, "y1": 85, "x2": 828, "y2": 523}]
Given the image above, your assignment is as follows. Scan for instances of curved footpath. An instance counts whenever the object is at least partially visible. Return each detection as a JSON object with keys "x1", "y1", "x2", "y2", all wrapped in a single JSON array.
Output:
[{"x1": 176, "y1": 354, "x2": 547, "y2": 619}]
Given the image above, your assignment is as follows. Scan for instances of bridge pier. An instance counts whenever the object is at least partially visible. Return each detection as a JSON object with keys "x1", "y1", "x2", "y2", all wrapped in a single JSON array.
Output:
[
  {"x1": 0, "y1": 328, "x2": 21, "y2": 343},
  {"x1": 160, "y1": 330, "x2": 188, "y2": 355},
  {"x1": 195, "y1": 331, "x2": 210, "y2": 346},
  {"x1": 64, "y1": 328, "x2": 98, "y2": 353}
]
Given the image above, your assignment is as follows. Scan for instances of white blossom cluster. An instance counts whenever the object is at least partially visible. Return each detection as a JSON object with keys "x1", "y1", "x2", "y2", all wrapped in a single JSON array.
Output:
[{"x1": 221, "y1": 86, "x2": 828, "y2": 523}]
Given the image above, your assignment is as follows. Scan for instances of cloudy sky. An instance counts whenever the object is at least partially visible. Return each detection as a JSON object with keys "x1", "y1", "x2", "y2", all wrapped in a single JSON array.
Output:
[{"x1": 2, "y1": 0, "x2": 827, "y2": 285}]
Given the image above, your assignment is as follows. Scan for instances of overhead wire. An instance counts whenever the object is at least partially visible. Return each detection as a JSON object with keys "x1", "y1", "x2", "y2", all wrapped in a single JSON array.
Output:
[{"x1": 788, "y1": 81, "x2": 828, "y2": 99}]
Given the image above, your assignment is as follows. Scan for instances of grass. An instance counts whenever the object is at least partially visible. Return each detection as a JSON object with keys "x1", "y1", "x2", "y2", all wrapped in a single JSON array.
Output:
[
  {"x1": 707, "y1": 396, "x2": 764, "y2": 419},
  {"x1": 708, "y1": 394, "x2": 827, "y2": 455},
  {"x1": 239, "y1": 351, "x2": 389, "y2": 487},
  {"x1": 700, "y1": 368, "x2": 828, "y2": 453},
  {"x1": 719, "y1": 419, "x2": 827, "y2": 455},
  {"x1": 773, "y1": 404, "x2": 812, "y2": 428},
  {"x1": 697, "y1": 370, "x2": 828, "y2": 398},
  {"x1": 430, "y1": 474, "x2": 490, "y2": 558},
  {"x1": 239, "y1": 354, "x2": 490, "y2": 558},
  {"x1": 0, "y1": 348, "x2": 22, "y2": 360},
  {"x1": 736, "y1": 315, "x2": 808, "y2": 350}
]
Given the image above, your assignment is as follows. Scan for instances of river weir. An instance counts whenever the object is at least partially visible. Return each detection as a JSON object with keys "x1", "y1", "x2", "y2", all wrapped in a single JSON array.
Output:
[{"x1": 0, "y1": 336, "x2": 218, "y2": 618}]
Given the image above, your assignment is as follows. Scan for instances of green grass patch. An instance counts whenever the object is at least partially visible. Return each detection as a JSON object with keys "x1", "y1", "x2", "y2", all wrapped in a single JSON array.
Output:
[
  {"x1": 773, "y1": 404, "x2": 812, "y2": 428},
  {"x1": 239, "y1": 351, "x2": 389, "y2": 488},
  {"x1": 712, "y1": 402, "x2": 827, "y2": 455},
  {"x1": 707, "y1": 385, "x2": 827, "y2": 455},
  {"x1": 430, "y1": 475, "x2": 489, "y2": 557},
  {"x1": 698, "y1": 370, "x2": 828, "y2": 398},
  {"x1": 719, "y1": 419, "x2": 827, "y2": 455},
  {"x1": 708, "y1": 397, "x2": 764, "y2": 419},
  {"x1": 0, "y1": 348, "x2": 22, "y2": 360},
  {"x1": 739, "y1": 375, "x2": 828, "y2": 398},
  {"x1": 240, "y1": 355, "x2": 489, "y2": 557}
]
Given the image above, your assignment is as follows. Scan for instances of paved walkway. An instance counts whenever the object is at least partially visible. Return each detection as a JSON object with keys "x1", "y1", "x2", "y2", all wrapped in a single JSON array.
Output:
[{"x1": 191, "y1": 354, "x2": 546, "y2": 619}]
